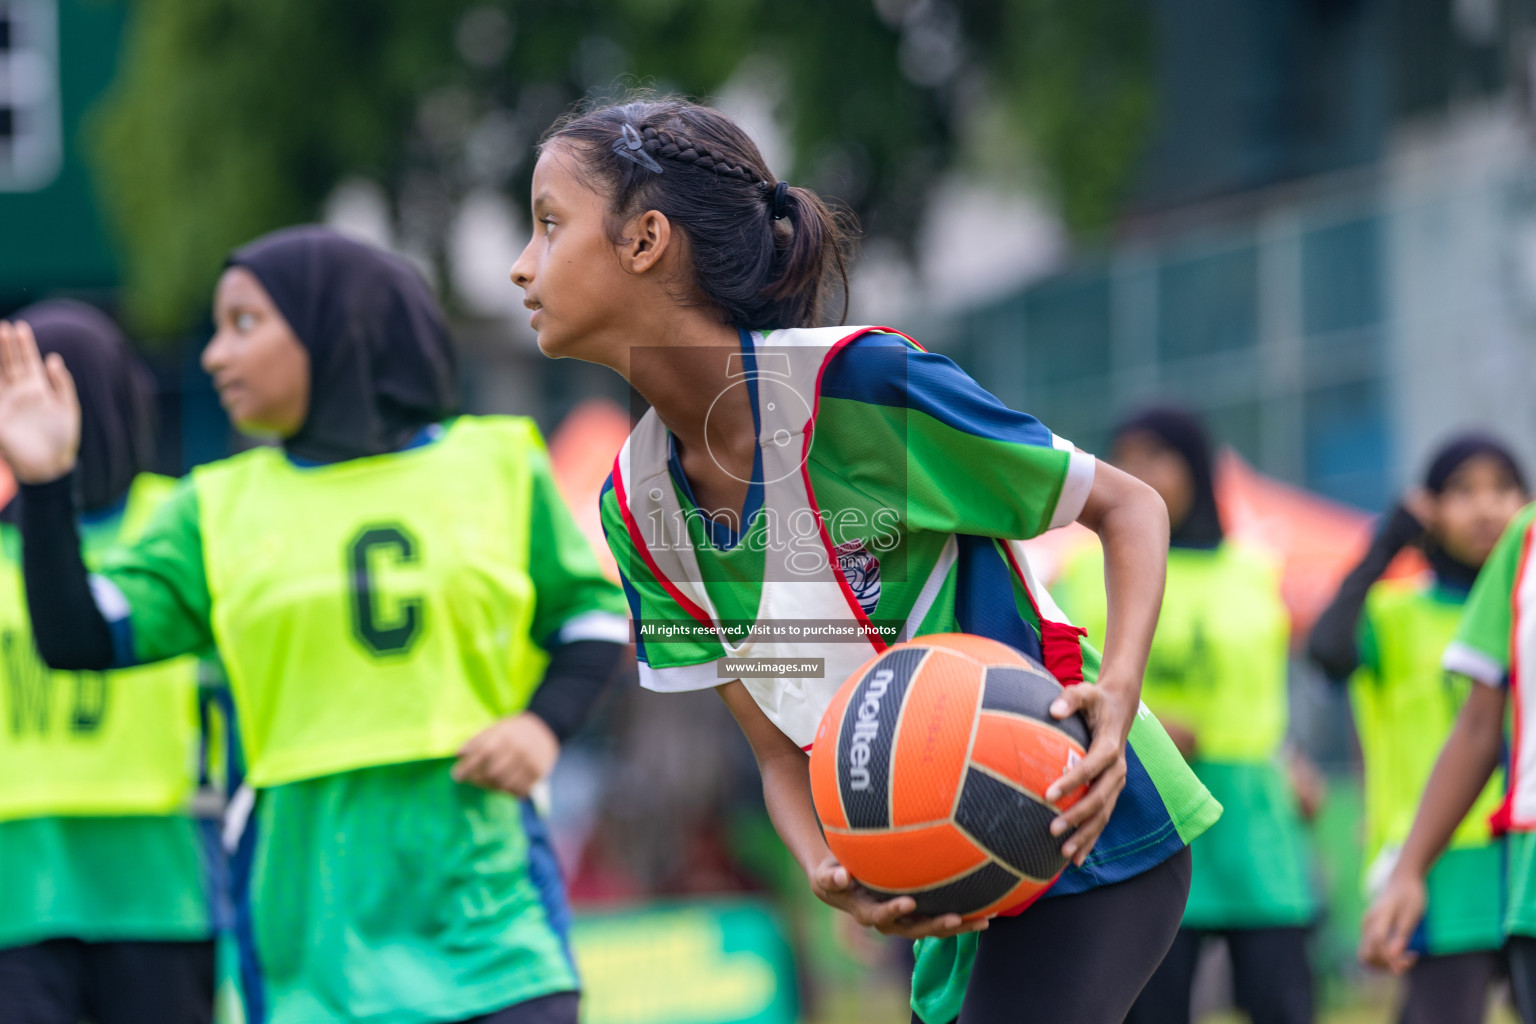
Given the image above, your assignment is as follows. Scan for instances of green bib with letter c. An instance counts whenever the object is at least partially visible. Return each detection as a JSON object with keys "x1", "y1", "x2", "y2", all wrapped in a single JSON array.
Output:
[{"x1": 194, "y1": 418, "x2": 548, "y2": 788}]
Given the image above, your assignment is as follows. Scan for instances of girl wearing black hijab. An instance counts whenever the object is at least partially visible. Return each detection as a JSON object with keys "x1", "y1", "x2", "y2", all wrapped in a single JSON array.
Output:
[
  {"x1": 0, "y1": 228, "x2": 630, "y2": 1024},
  {"x1": 1312, "y1": 435, "x2": 1527, "y2": 1024},
  {"x1": 1054, "y1": 407, "x2": 1318, "y2": 1024},
  {"x1": 0, "y1": 301, "x2": 214, "y2": 1024}
]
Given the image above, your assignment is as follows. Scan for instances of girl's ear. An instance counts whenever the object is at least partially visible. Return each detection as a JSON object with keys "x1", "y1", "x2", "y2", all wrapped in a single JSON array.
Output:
[{"x1": 622, "y1": 210, "x2": 674, "y2": 275}]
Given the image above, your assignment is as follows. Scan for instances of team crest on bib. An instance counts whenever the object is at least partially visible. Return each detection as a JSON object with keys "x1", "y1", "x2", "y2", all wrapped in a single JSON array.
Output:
[{"x1": 834, "y1": 538, "x2": 882, "y2": 615}]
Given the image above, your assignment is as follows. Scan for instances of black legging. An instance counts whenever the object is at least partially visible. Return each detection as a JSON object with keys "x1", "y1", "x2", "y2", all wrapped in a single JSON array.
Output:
[
  {"x1": 461, "y1": 991, "x2": 580, "y2": 1024},
  {"x1": 1123, "y1": 925, "x2": 1313, "y2": 1024},
  {"x1": 916, "y1": 846, "x2": 1192, "y2": 1024},
  {"x1": 1397, "y1": 950, "x2": 1502, "y2": 1024},
  {"x1": 1507, "y1": 936, "x2": 1536, "y2": 1024},
  {"x1": 0, "y1": 939, "x2": 214, "y2": 1024}
]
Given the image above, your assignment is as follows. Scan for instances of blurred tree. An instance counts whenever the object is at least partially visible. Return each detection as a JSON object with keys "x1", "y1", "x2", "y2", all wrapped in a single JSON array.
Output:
[{"x1": 90, "y1": 0, "x2": 1151, "y2": 332}]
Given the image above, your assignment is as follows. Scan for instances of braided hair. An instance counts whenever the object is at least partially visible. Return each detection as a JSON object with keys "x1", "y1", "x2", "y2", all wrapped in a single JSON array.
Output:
[
  {"x1": 636, "y1": 125, "x2": 757, "y2": 182},
  {"x1": 542, "y1": 97, "x2": 851, "y2": 330}
]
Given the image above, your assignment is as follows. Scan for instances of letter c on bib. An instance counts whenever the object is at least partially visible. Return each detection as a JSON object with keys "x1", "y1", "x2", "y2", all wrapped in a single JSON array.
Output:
[{"x1": 347, "y1": 524, "x2": 425, "y2": 657}]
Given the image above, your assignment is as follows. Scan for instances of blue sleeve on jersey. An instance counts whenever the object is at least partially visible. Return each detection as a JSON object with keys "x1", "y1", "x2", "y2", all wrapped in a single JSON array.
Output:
[{"x1": 818, "y1": 335, "x2": 1058, "y2": 449}]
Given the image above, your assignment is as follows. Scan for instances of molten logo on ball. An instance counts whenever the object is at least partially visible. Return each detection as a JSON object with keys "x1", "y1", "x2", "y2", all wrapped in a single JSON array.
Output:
[{"x1": 847, "y1": 667, "x2": 894, "y2": 791}]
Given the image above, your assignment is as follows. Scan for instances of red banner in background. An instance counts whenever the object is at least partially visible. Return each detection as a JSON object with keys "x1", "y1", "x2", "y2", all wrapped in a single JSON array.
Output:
[{"x1": 547, "y1": 407, "x2": 1422, "y2": 644}]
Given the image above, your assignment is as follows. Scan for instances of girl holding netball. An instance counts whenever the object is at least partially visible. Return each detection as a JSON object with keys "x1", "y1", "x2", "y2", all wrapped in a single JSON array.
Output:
[
  {"x1": 0, "y1": 227, "x2": 629, "y2": 1024},
  {"x1": 511, "y1": 96, "x2": 1221, "y2": 1024},
  {"x1": 0, "y1": 301, "x2": 213, "y2": 1024}
]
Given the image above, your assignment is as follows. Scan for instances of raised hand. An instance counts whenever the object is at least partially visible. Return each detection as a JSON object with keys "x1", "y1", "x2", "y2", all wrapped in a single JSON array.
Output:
[{"x1": 0, "y1": 321, "x2": 80, "y2": 484}]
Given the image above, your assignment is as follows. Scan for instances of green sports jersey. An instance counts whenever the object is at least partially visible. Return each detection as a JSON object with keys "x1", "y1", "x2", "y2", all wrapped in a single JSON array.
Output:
[
  {"x1": 1353, "y1": 577, "x2": 1504, "y2": 954},
  {"x1": 88, "y1": 418, "x2": 627, "y2": 1024},
  {"x1": 1507, "y1": 832, "x2": 1536, "y2": 938},
  {"x1": 249, "y1": 761, "x2": 576, "y2": 1024},
  {"x1": 1055, "y1": 542, "x2": 1314, "y2": 928},
  {"x1": 1178, "y1": 763, "x2": 1315, "y2": 928},
  {"x1": 605, "y1": 331, "x2": 1219, "y2": 885},
  {"x1": 1419, "y1": 845, "x2": 1506, "y2": 953},
  {"x1": 1444, "y1": 502, "x2": 1536, "y2": 938},
  {"x1": 601, "y1": 328, "x2": 1220, "y2": 1024},
  {"x1": 0, "y1": 476, "x2": 210, "y2": 950},
  {"x1": 0, "y1": 816, "x2": 209, "y2": 949}
]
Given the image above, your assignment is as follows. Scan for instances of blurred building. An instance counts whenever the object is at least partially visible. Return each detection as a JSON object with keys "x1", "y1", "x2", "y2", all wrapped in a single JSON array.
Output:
[{"x1": 957, "y1": 0, "x2": 1536, "y2": 509}]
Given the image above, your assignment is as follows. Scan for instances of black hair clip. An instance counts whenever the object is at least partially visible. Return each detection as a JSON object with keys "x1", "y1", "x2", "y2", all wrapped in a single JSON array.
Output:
[
  {"x1": 770, "y1": 180, "x2": 791, "y2": 220},
  {"x1": 613, "y1": 123, "x2": 663, "y2": 174}
]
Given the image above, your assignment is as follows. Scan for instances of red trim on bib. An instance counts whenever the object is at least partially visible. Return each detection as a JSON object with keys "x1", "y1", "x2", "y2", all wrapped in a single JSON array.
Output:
[
  {"x1": 1000, "y1": 541, "x2": 1088, "y2": 687},
  {"x1": 1039, "y1": 620, "x2": 1090, "y2": 687},
  {"x1": 799, "y1": 327, "x2": 917, "y2": 653},
  {"x1": 612, "y1": 455, "x2": 716, "y2": 630}
]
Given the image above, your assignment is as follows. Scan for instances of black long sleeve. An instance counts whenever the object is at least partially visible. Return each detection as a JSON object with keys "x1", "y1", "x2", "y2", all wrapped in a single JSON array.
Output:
[
  {"x1": 1307, "y1": 503, "x2": 1424, "y2": 683},
  {"x1": 18, "y1": 474, "x2": 115, "y2": 671},
  {"x1": 524, "y1": 638, "x2": 631, "y2": 742}
]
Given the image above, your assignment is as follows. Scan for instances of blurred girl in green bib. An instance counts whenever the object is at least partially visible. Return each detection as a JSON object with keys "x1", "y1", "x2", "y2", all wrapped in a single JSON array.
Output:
[
  {"x1": 1055, "y1": 407, "x2": 1317, "y2": 1024},
  {"x1": 0, "y1": 301, "x2": 214, "y2": 1024},
  {"x1": 0, "y1": 228, "x2": 629, "y2": 1024},
  {"x1": 1318, "y1": 436, "x2": 1527, "y2": 1024}
]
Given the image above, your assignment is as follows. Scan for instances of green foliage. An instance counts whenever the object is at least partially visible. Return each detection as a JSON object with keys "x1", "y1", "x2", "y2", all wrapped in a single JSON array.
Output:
[
  {"x1": 90, "y1": 0, "x2": 1153, "y2": 333},
  {"x1": 960, "y1": 0, "x2": 1154, "y2": 231},
  {"x1": 91, "y1": 0, "x2": 461, "y2": 331}
]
